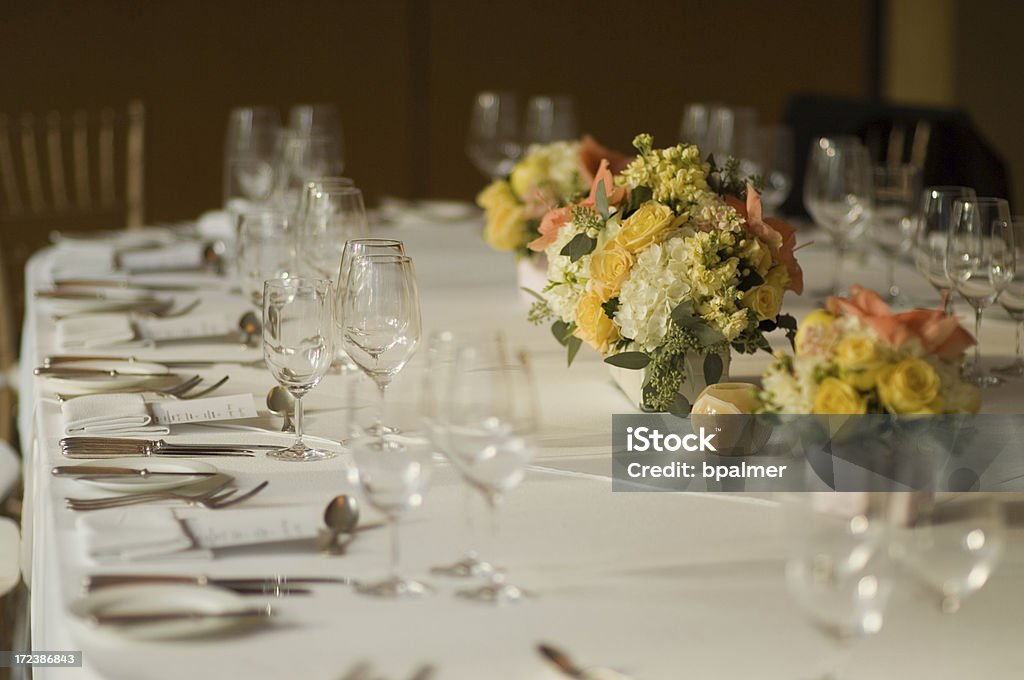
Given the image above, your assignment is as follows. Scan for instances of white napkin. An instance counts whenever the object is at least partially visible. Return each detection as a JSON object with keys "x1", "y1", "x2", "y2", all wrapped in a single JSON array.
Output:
[
  {"x1": 49, "y1": 242, "x2": 116, "y2": 277},
  {"x1": 56, "y1": 313, "x2": 136, "y2": 349},
  {"x1": 197, "y1": 209, "x2": 238, "y2": 243},
  {"x1": 62, "y1": 393, "x2": 170, "y2": 437},
  {"x1": 78, "y1": 507, "x2": 208, "y2": 563},
  {"x1": 118, "y1": 241, "x2": 206, "y2": 272}
]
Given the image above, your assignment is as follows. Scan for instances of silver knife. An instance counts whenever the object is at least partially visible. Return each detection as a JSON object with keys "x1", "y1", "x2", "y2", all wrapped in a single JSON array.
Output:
[
  {"x1": 53, "y1": 279, "x2": 199, "y2": 292},
  {"x1": 52, "y1": 465, "x2": 218, "y2": 478},
  {"x1": 44, "y1": 354, "x2": 265, "y2": 368},
  {"x1": 62, "y1": 450, "x2": 256, "y2": 459},
  {"x1": 35, "y1": 366, "x2": 174, "y2": 378},
  {"x1": 89, "y1": 605, "x2": 272, "y2": 627},
  {"x1": 84, "y1": 574, "x2": 351, "y2": 591}
]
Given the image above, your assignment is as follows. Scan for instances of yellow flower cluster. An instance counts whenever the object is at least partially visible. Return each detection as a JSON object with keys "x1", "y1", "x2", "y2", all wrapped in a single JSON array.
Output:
[
  {"x1": 476, "y1": 180, "x2": 526, "y2": 252},
  {"x1": 620, "y1": 143, "x2": 712, "y2": 207}
]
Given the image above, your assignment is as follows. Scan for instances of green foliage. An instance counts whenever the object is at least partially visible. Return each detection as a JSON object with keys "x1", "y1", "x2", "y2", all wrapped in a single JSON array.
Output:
[
  {"x1": 626, "y1": 185, "x2": 653, "y2": 215},
  {"x1": 594, "y1": 179, "x2": 609, "y2": 220},
  {"x1": 601, "y1": 297, "x2": 620, "y2": 320},
  {"x1": 604, "y1": 352, "x2": 651, "y2": 369},
  {"x1": 703, "y1": 353, "x2": 724, "y2": 385},
  {"x1": 526, "y1": 296, "x2": 554, "y2": 325},
  {"x1": 566, "y1": 336, "x2": 583, "y2": 367},
  {"x1": 560, "y1": 232, "x2": 597, "y2": 263}
]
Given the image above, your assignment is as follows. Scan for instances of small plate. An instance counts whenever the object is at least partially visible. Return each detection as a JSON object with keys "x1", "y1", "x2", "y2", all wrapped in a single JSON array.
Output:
[
  {"x1": 69, "y1": 583, "x2": 259, "y2": 641},
  {"x1": 43, "y1": 360, "x2": 174, "y2": 395},
  {"x1": 71, "y1": 458, "x2": 217, "y2": 493}
]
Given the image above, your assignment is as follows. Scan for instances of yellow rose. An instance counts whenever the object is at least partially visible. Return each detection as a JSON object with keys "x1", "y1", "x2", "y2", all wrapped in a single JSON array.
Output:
[
  {"x1": 877, "y1": 358, "x2": 943, "y2": 414},
  {"x1": 509, "y1": 156, "x2": 548, "y2": 198},
  {"x1": 794, "y1": 309, "x2": 838, "y2": 358},
  {"x1": 740, "y1": 238, "x2": 773, "y2": 277},
  {"x1": 589, "y1": 241, "x2": 634, "y2": 301},
  {"x1": 813, "y1": 377, "x2": 867, "y2": 414},
  {"x1": 615, "y1": 201, "x2": 676, "y2": 253},
  {"x1": 476, "y1": 180, "x2": 516, "y2": 212},
  {"x1": 574, "y1": 291, "x2": 619, "y2": 354},
  {"x1": 483, "y1": 203, "x2": 526, "y2": 252},
  {"x1": 741, "y1": 283, "x2": 783, "y2": 321},
  {"x1": 834, "y1": 336, "x2": 884, "y2": 390}
]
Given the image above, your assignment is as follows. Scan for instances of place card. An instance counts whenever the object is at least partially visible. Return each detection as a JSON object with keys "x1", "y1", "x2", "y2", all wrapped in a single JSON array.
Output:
[
  {"x1": 138, "y1": 312, "x2": 233, "y2": 342},
  {"x1": 148, "y1": 393, "x2": 258, "y2": 425},
  {"x1": 182, "y1": 505, "x2": 323, "y2": 549}
]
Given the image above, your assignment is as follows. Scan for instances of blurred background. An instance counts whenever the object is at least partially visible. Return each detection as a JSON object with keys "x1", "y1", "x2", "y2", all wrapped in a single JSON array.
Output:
[{"x1": 0, "y1": 0, "x2": 1020, "y2": 280}]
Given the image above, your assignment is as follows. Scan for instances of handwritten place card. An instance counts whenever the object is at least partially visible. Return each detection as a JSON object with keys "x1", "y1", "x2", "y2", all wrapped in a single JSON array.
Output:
[
  {"x1": 182, "y1": 505, "x2": 324, "y2": 549},
  {"x1": 138, "y1": 312, "x2": 233, "y2": 342},
  {"x1": 148, "y1": 393, "x2": 258, "y2": 425}
]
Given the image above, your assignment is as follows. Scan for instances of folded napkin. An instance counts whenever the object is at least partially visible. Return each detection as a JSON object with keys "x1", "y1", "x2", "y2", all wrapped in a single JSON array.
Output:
[
  {"x1": 56, "y1": 314, "x2": 136, "y2": 349},
  {"x1": 78, "y1": 507, "x2": 207, "y2": 563},
  {"x1": 197, "y1": 209, "x2": 238, "y2": 243},
  {"x1": 118, "y1": 241, "x2": 206, "y2": 272},
  {"x1": 49, "y1": 242, "x2": 116, "y2": 277},
  {"x1": 62, "y1": 393, "x2": 170, "y2": 437}
]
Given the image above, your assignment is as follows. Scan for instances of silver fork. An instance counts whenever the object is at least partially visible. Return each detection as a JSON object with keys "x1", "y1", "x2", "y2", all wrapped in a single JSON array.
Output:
[
  {"x1": 65, "y1": 478, "x2": 236, "y2": 511},
  {"x1": 136, "y1": 298, "x2": 201, "y2": 319},
  {"x1": 56, "y1": 375, "x2": 228, "y2": 403}
]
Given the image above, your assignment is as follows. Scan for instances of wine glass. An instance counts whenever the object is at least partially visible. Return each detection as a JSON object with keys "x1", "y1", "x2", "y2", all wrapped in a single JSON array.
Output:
[
  {"x1": 679, "y1": 102, "x2": 719, "y2": 153},
  {"x1": 890, "y1": 497, "x2": 1005, "y2": 613},
  {"x1": 297, "y1": 185, "x2": 369, "y2": 281},
  {"x1": 444, "y1": 341, "x2": 538, "y2": 603},
  {"x1": 994, "y1": 216, "x2": 1024, "y2": 377},
  {"x1": 914, "y1": 186, "x2": 977, "y2": 314},
  {"x1": 466, "y1": 91, "x2": 522, "y2": 179},
  {"x1": 295, "y1": 176, "x2": 355, "y2": 225},
  {"x1": 223, "y1": 106, "x2": 280, "y2": 210},
  {"x1": 524, "y1": 95, "x2": 578, "y2": 144},
  {"x1": 750, "y1": 124, "x2": 794, "y2": 213},
  {"x1": 782, "y1": 495, "x2": 893, "y2": 679},
  {"x1": 272, "y1": 129, "x2": 344, "y2": 213},
  {"x1": 263, "y1": 278, "x2": 336, "y2": 462},
  {"x1": 340, "y1": 255, "x2": 422, "y2": 440},
  {"x1": 946, "y1": 197, "x2": 1015, "y2": 387},
  {"x1": 871, "y1": 164, "x2": 922, "y2": 303},
  {"x1": 288, "y1": 103, "x2": 344, "y2": 152},
  {"x1": 418, "y1": 330, "x2": 502, "y2": 578},
  {"x1": 350, "y1": 435, "x2": 434, "y2": 598},
  {"x1": 236, "y1": 211, "x2": 294, "y2": 313},
  {"x1": 803, "y1": 136, "x2": 874, "y2": 298},
  {"x1": 706, "y1": 106, "x2": 758, "y2": 163}
]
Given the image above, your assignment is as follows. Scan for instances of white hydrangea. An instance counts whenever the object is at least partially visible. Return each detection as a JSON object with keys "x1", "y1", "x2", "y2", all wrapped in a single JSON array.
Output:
[
  {"x1": 543, "y1": 220, "x2": 589, "y2": 322},
  {"x1": 761, "y1": 359, "x2": 815, "y2": 413}
]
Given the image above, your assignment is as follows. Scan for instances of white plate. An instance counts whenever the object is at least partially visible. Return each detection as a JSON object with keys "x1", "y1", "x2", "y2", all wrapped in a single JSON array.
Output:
[
  {"x1": 69, "y1": 584, "x2": 260, "y2": 641},
  {"x1": 43, "y1": 360, "x2": 175, "y2": 395},
  {"x1": 71, "y1": 458, "x2": 218, "y2": 493},
  {"x1": 42, "y1": 288, "x2": 167, "y2": 315}
]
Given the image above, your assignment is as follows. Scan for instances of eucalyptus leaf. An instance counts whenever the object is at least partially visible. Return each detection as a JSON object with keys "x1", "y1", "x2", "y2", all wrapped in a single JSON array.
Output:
[
  {"x1": 566, "y1": 336, "x2": 583, "y2": 367},
  {"x1": 670, "y1": 300, "x2": 695, "y2": 325},
  {"x1": 595, "y1": 179, "x2": 609, "y2": 220},
  {"x1": 668, "y1": 394, "x2": 692, "y2": 417},
  {"x1": 703, "y1": 353, "x2": 724, "y2": 385},
  {"x1": 551, "y1": 320, "x2": 571, "y2": 346},
  {"x1": 629, "y1": 185, "x2": 653, "y2": 213},
  {"x1": 560, "y1": 233, "x2": 597, "y2": 263},
  {"x1": 604, "y1": 352, "x2": 650, "y2": 370},
  {"x1": 674, "y1": 313, "x2": 726, "y2": 346}
]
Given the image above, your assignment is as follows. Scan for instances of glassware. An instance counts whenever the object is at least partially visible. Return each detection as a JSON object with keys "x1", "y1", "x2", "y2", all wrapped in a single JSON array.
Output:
[
  {"x1": 524, "y1": 95, "x2": 578, "y2": 144},
  {"x1": 946, "y1": 197, "x2": 1015, "y2": 387},
  {"x1": 295, "y1": 176, "x2": 355, "y2": 225},
  {"x1": 350, "y1": 436, "x2": 433, "y2": 597},
  {"x1": 706, "y1": 106, "x2": 758, "y2": 163},
  {"x1": 750, "y1": 124, "x2": 794, "y2": 213},
  {"x1": 870, "y1": 164, "x2": 922, "y2": 303},
  {"x1": 782, "y1": 495, "x2": 892, "y2": 680},
  {"x1": 803, "y1": 136, "x2": 874, "y2": 298},
  {"x1": 994, "y1": 216, "x2": 1024, "y2": 377},
  {"x1": 287, "y1": 103, "x2": 344, "y2": 171},
  {"x1": 444, "y1": 341, "x2": 538, "y2": 603},
  {"x1": 236, "y1": 211, "x2": 294, "y2": 313},
  {"x1": 262, "y1": 278, "x2": 336, "y2": 461},
  {"x1": 419, "y1": 330, "x2": 501, "y2": 578},
  {"x1": 339, "y1": 255, "x2": 422, "y2": 440},
  {"x1": 914, "y1": 186, "x2": 977, "y2": 314},
  {"x1": 466, "y1": 91, "x2": 522, "y2": 179},
  {"x1": 679, "y1": 102, "x2": 719, "y2": 153},
  {"x1": 272, "y1": 129, "x2": 344, "y2": 214},
  {"x1": 297, "y1": 185, "x2": 369, "y2": 281},
  {"x1": 223, "y1": 106, "x2": 281, "y2": 210},
  {"x1": 890, "y1": 497, "x2": 1005, "y2": 613}
]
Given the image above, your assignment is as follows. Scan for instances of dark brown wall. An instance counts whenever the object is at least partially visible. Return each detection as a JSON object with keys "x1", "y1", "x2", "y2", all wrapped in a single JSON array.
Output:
[{"x1": 0, "y1": 0, "x2": 872, "y2": 223}]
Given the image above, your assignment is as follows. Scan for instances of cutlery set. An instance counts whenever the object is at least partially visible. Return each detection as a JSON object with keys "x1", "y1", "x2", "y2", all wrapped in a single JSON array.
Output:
[{"x1": 64, "y1": 479, "x2": 269, "y2": 511}]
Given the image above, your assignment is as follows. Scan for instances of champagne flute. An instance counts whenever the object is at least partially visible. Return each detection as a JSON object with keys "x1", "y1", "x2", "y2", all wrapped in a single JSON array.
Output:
[
  {"x1": 263, "y1": 278, "x2": 336, "y2": 462},
  {"x1": 466, "y1": 91, "x2": 522, "y2": 179},
  {"x1": 782, "y1": 495, "x2": 892, "y2": 680},
  {"x1": 444, "y1": 341, "x2": 538, "y2": 603},
  {"x1": 340, "y1": 255, "x2": 422, "y2": 440},
  {"x1": 351, "y1": 436, "x2": 433, "y2": 598},
  {"x1": 871, "y1": 164, "x2": 922, "y2": 303},
  {"x1": 297, "y1": 185, "x2": 369, "y2": 280},
  {"x1": 223, "y1": 106, "x2": 281, "y2": 210},
  {"x1": 236, "y1": 211, "x2": 294, "y2": 314},
  {"x1": 914, "y1": 186, "x2": 977, "y2": 314},
  {"x1": 524, "y1": 94, "x2": 578, "y2": 144},
  {"x1": 803, "y1": 136, "x2": 874, "y2": 298},
  {"x1": 946, "y1": 197, "x2": 1015, "y2": 387},
  {"x1": 995, "y1": 216, "x2": 1024, "y2": 377}
]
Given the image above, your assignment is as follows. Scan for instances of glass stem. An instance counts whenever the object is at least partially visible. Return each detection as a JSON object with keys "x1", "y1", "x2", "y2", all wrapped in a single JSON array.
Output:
[
  {"x1": 485, "y1": 491, "x2": 502, "y2": 585},
  {"x1": 973, "y1": 306, "x2": 984, "y2": 371},
  {"x1": 463, "y1": 486, "x2": 479, "y2": 559},
  {"x1": 1016, "y1": 321, "x2": 1024, "y2": 365},
  {"x1": 389, "y1": 515, "x2": 401, "y2": 581},
  {"x1": 376, "y1": 381, "x2": 388, "y2": 440},
  {"x1": 833, "y1": 239, "x2": 847, "y2": 297},
  {"x1": 942, "y1": 288, "x2": 953, "y2": 316},
  {"x1": 294, "y1": 396, "x2": 304, "y2": 448},
  {"x1": 886, "y1": 255, "x2": 897, "y2": 298}
]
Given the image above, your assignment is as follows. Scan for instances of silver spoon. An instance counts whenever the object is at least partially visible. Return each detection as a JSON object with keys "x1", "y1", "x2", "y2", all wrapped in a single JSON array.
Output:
[
  {"x1": 266, "y1": 386, "x2": 295, "y2": 433},
  {"x1": 318, "y1": 495, "x2": 360, "y2": 555},
  {"x1": 238, "y1": 311, "x2": 261, "y2": 347}
]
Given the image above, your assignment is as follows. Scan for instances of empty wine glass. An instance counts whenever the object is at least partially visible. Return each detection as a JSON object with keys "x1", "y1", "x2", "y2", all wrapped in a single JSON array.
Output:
[
  {"x1": 914, "y1": 186, "x2": 977, "y2": 314},
  {"x1": 419, "y1": 329, "x2": 502, "y2": 578},
  {"x1": 273, "y1": 129, "x2": 344, "y2": 213},
  {"x1": 340, "y1": 255, "x2": 422, "y2": 440},
  {"x1": 223, "y1": 106, "x2": 281, "y2": 210},
  {"x1": 890, "y1": 497, "x2": 1005, "y2": 613},
  {"x1": 351, "y1": 436, "x2": 433, "y2": 598},
  {"x1": 287, "y1": 103, "x2": 344, "y2": 165},
  {"x1": 995, "y1": 216, "x2": 1024, "y2": 377},
  {"x1": 444, "y1": 341, "x2": 538, "y2": 603},
  {"x1": 706, "y1": 106, "x2": 758, "y2": 164},
  {"x1": 236, "y1": 211, "x2": 294, "y2": 313},
  {"x1": 295, "y1": 176, "x2": 355, "y2": 224},
  {"x1": 751, "y1": 124, "x2": 794, "y2": 213},
  {"x1": 871, "y1": 164, "x2": 922, "y2": 303},
  {"x1": 297, "y1": 185, "x2": 369, "y2": 280},
  {"x1": 263, "y1": 278, "x2": 336, "y2": 462},
  {"x1": 524, "y1": 95, "x2": 578, "y2": 144},
  {"x1": 782, "y1": 495, "x2": 893, "y2": 680},
  {"x1": 947, "y1": 197, "x2": 1015, "y2": 387},
  {"x1": 803, "y1": 136, "x2": 874, "y2": 298},
  {"x1": 466, "y1": 91, "x2": 522, "y2": 179},
  {"x1": 679, "y1": 102, "x2": 720, "y2": 153}
]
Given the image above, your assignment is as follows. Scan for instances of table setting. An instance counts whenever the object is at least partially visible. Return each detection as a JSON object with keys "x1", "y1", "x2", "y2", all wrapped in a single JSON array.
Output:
[{"x1": 11, "y1": 101, "x2": 1024, "y2": 680}]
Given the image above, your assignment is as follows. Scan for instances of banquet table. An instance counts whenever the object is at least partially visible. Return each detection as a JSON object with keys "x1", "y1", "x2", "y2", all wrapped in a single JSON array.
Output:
[{"x1": 15, "y1": 212, "x2": 1024, "y2": 679}]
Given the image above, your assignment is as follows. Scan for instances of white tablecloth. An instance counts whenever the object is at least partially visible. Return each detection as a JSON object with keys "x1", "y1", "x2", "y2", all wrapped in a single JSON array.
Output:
[{"x1": 18, "y1": 218, "x2": 1024, "y2": 679}]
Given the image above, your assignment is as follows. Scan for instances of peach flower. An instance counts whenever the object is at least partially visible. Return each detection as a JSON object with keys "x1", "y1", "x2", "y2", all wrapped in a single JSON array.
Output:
[
  {"x1": 826, "y1": 285, "x2": 976, "y2": 360},
  {"x1": 527, "y1": 159, "x2": 628, "y2": 252},
  {"x1": 727, "y1": 184, "x2": 804, "y2": 295},
  {"x1": 579, "y1": 135, "x2": 633, "y2": 182}
]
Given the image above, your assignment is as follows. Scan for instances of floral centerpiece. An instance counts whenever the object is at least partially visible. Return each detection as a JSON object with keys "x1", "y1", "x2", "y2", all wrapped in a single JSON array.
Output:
[
  {"x1": 760, "y1": 285, "x2": 980, "y2": 414},
  {"x1": 525, "y1": 133, "x2": 804, "y2": 414},
  {"x1": 475, "y1": 135, "x2": 631, "y2": 257}
]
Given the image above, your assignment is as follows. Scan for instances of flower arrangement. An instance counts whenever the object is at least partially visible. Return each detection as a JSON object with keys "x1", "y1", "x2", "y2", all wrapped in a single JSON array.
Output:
[
  {"x1": 760, "y1": 285, "x2": 981, "y2": 414},
  {"x1": 476, "y1": 136, "x2": 631, "y2": 256},
  {"x1": 525, "y1": 133, "x2": 804, "y2": 414}
]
